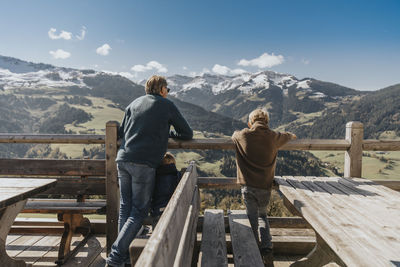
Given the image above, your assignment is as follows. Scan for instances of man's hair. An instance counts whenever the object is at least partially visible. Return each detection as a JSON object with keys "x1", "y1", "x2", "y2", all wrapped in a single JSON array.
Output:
[
  {"x1": 145, "y1": 75, "x2": 167, "y2": 94},
  {"x1": 248, "y1": 108, "x2": 269, "y2": 124},
  {"x1": 162, "y1": 152, "x2": 176, "y2": 165}
]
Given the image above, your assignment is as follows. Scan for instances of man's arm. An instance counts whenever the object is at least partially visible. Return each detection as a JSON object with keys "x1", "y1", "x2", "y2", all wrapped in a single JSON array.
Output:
[{"x1": 169, "y1": 103, "x2": 193, "y2": 140}]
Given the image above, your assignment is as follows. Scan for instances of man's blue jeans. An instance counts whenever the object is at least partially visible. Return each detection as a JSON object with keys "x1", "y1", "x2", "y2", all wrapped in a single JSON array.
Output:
[
  {"x1": 241, "y1": 185, "x2": 272, "y2": 252},
  {"x1": 106, "y1": 161, "x2": 156, "y2": 267}
]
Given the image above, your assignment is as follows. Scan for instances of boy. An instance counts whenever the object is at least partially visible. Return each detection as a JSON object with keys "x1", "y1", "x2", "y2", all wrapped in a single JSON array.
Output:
[
  {"x1": 232, "y1": 109, "x2": 296, "y2": 261},
  {"x1": 150, "y1": 152, "x2": 181, "y2": 229}
]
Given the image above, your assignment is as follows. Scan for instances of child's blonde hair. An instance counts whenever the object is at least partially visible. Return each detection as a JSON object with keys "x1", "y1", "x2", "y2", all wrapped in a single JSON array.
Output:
[
  {"x1": 162, "y1": 152, "x2": 176, "y2": 165},
  {"x1": 248, "y1": 108, "x2": 269, "y2": 124}
]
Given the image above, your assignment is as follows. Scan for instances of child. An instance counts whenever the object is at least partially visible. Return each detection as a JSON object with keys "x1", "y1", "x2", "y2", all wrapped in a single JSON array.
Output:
[
  {"x1": 150, "y1": 152, "x2": 181, "y2": 229},
  {"x1": 232, "y1": 109, "x2": 296, "y2": 263}
]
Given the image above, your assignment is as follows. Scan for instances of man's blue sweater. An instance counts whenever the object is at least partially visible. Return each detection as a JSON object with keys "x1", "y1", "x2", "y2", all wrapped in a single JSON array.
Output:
[{"x1": 116, "y1": 94, "x2": 193, "y2": 168}]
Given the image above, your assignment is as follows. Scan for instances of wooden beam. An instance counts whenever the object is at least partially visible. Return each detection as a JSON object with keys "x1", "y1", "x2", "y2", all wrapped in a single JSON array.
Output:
[
  {"x1": 135, "y1": 162, "x2": 198, "y2": 267},
  {"x1": 35, "y1": 177, "x2": 106, "y2": 195},
  {"x1": 105, "y1": 121, "x2": 119, "y2": 254},
  {"x1": 0, "y1": 134, "x2": 105, "y2": 144},
  {"x1": 168, "y1": 139, "x2": 351, "y2": 151},
  {"x1": 363, "y1": 140, "x2": 400, "y2": 151},
  {"x1": 373, "y1": 180, "x2": 400, "y2": 191},
  {"x1": 200, "y1": 209, "x2": 228, "y2": 267},
  {"x1": 344, "y1": 121, "x2": 363, "y2": 178},
  {"x1": 0, "y1": 159, "x2": 105, "y2": 176},
  {"x1": 197, "y1": 216, "x2": 311, "y2": 232}
]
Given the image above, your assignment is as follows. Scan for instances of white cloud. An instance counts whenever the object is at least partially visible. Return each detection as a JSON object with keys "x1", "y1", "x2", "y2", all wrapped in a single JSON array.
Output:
[
  {"x1": 302, "y1": 58, "x2": 310, "y2": 65},
  {"x1": 48, "y1": 28, "x2": 72, "y2": 40},
  {"x1": 189, "y1": 68, "x2": 211, "y2": 77},
  {"x1": 102, "y1": 70, "x2": 135, "y2": 80},
  {"x1": 238, "y1": 52, "x2": 284, "y2": 68},
  {"x1": 131, "y1": 61, "x2": 168, "y2": 73},
  {"x1": 76, "y1": 26, "x2": 86, "y2": 40},
  {"x1": 182, "y1": 66, "x2": 188, "y2": 70},
  {"x1": 212, "y1": 64, "x2": 247, "y2": 76},
  {"x1": 49, "y1": 49, "x2": 71, "y2": 59},
  {"x1": 96, "y1": 44, "x2": 111, "y2": 56}
]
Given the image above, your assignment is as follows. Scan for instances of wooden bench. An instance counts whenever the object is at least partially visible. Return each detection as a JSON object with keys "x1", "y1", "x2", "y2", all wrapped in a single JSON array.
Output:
[
  {"x1": 0, "y1": 158, "x2": 107, "y2": 265},
  {"x1": 200, "y1": 209, "x2": 264, "y2": 267},
  {"x1": 130, "y1": 161, "x2": 200, "y2": 266},
  {"x1": 276, "y1": 175, "x2": 400, "y2": 267}
]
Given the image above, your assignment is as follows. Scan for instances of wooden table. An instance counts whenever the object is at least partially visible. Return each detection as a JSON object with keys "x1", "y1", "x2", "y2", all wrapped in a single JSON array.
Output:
[
  {"x1": 275, "y1": 176, "x2": 400, "y2": 267},
  {"x1": 0, "y1": 178, "x2": 57, "y2": 267}
]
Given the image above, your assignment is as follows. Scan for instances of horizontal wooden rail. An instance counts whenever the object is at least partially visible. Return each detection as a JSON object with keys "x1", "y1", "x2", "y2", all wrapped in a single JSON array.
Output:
[
  {"x1": 363, "y1": 139, "x2": 400, "y2": 151},
  {"x1": 0, "y1": 159, "x2": 105, "y2": 176},
  {"x1": 0, "y1": 134, "x2": 105, "y2": 144},
  {"x1": 168, "y1": 138, "x2": 351, "y2": 150},
  {"x1": 198, "y1": 177, "x2": 400, "y2": 191},
  {"x1": 2, "y1": 134, "x2": 399, "y2": 152}
]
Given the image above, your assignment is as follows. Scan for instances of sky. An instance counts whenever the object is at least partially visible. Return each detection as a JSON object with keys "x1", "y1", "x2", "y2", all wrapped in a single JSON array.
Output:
[{"x1": 0, "y1": 0, "x2": 399, "y2": 90}]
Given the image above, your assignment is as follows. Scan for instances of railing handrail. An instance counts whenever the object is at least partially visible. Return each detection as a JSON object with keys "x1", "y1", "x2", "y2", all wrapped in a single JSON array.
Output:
[
  {"x1": 1, "y1": 133, "x2": 399, "y2": 152},
  {"x1": 0, "y1": 133, "x2": 105, "y2": 144}
]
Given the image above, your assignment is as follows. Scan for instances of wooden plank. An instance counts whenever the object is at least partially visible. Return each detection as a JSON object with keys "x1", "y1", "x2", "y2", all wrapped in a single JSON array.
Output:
[
  {"x1": 228, "y1": 210, "x2": 264, "y2": 267},
  {"x1": 135, "y1": 162, "x2": 198, "y2": 267},
  {"x1": 307, "y1": 177, "x2": 400, "y2": 256},
  {"x1": 275, "y1": 176, "x2": 384, "y2": 266},
  {"x1": 0, "y1": 179, "x2": 57, "y2": 209},
  {"x1": 0, "y1": 134, "x2": 105, "y2": 144},
  {"x1": 200, "y1": 209, "x2": 228, "y2": 267},
  {"x1": 344, "y1": 121, "x2": 363, "y2": 178},
  {"x1": 17, "y1": 234, "x2": 60, "y2": 265},
  {"x1": 297, "y1": 176, "x2": 400, "y2": 260},
  {"x1": 22, "y1": 200, "x2": 105, "y2": 214},
  {"x1": 0, "y1": 159, "x2": 105, "y2": 176},
  {"x1": 168, "y1": 138, "x2": 350, "y2": 151},
  {"x1": 62, "y1": 235, "x2": 105, "y2": 267},
  {"x1": 105, "y1": 121, "x2": 119, "y2": 253},
  {"x1": 6, "y1": 234, "x2": 44, "y2": 258},
  {"x1": 363, "y1": 139, "x2": 400, "y2": 151},
  {"x1": 197, "y1": 177, "x2": 239, "y2": 189},
  {"x1": 129, "y1": 236, "x2": 150, "y2": 266},
  {"x1": 34, "y1": 177, "x2": 106, "y2": 196},
  {"x1": 174, "y1": 187, "x2": 200, "y2": 267},
  {"x1": 373, "y1": 179, "x2": 400, "y2": 191},
  {"x1": 197, "y1": 216, "x2": 311, "y2": 232}
]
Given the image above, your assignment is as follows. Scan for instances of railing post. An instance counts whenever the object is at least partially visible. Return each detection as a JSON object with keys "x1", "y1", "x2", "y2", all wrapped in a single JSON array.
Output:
[
  {"x1": 105, "y1": 121, "x2": 119, "y2": 253},
  {"x1": 344, "y1": 121, "x2": 363, "y2": 178}
]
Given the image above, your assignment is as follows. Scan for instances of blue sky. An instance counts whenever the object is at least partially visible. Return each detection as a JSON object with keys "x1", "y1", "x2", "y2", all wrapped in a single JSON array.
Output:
[{"x1": 0, "y1": 0, "x2": 399, "y2": 90}]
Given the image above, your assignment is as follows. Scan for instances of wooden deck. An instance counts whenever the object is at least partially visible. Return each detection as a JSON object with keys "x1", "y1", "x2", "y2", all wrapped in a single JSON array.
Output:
[{"x1": 6, "y1": 231, "x2": 312, "y2": 267}]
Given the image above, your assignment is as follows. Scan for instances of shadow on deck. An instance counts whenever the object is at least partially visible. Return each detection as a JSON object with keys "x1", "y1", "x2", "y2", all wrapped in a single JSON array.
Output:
[{"x1": 7, "y1": 232, "x2": 311, "y2": 267}]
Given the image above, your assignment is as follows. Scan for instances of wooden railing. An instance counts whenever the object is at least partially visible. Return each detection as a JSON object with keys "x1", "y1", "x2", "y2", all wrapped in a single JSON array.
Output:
[{"x1": 1, "y1": 121, "x2": 400, "y2": 254}]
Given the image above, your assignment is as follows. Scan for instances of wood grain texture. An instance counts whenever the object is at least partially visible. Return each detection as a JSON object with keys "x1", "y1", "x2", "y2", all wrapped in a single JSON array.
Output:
[
  {"x1": 134, "y1": 162, "x2": 198, "y2": 267},
  {"x1": 167, "y1": 138, "x2": 351, "y2": 151},
  {"x1": 0, "y1": 179, "x2": 57, "y2": 209},
  {"x1": 0, "y1": 134, "x2": 105, "y2": 144},
  {"x1": 200, "y1": 209, "x2": 228, "y2": 267},
  {"x1": 344, "y1": 121, "x2": 363, "y2": 178},
  {"x1": 0, "y1": 159, "x2": 105, "y2": 176},
  {"x1": 105, "y1": 121, "x2": 119, "y2": 253},
  {"x1": 276, "y1": 175, "x2": 400, "y2": 266},
  {"x1": 228, "y1": 210, "x2": 264, "y2": 267},
  {"x1": 173, "y1": 186, "x2": 200, "y2": 267}
]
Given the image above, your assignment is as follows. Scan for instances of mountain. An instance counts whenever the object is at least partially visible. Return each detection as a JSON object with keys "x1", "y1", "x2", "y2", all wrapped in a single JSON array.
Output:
[
  {"x1": 163, "y1": 72, "x2": 364, "y2": 128},
  {"x1": 0, "y1": 55, "x2": 245, "y2": 136},
  {"x1": 286, "y1": 83, "x2": 400, "y2": 139}
]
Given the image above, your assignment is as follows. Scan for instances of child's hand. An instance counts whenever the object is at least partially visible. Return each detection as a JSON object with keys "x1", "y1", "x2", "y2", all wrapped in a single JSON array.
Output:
[{"x1": 290, "y1": 133, "x2": 297, "y2": 140}]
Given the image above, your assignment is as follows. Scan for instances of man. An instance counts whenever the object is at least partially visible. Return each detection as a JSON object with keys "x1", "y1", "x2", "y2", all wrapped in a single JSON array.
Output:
[
  {"x1": 106, "y1": 75, "x2": 193, "y2": 267},
  {"x1": 231, "y1": 109, "x2": 296, "y2": 263}
]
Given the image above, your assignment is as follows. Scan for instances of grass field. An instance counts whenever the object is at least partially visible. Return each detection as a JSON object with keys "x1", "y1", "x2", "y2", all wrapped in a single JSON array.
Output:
[{"x1": 311, "y1": 150, "x2": 400, "y2": 180}]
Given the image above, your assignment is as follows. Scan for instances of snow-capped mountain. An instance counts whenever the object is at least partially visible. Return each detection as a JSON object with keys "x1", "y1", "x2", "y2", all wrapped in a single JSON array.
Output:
[
  {"x1": 0, "y1": 55, "x2": 97, "y2": 90},
  {"x1": 162, "y1": 71, "x2": 362, "y2": 125}
]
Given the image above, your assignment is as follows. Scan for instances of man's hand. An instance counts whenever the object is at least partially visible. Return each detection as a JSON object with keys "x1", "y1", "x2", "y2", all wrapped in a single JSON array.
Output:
[{"x1": 290, "y1": 133, "x2": 297, "y2": 140}]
